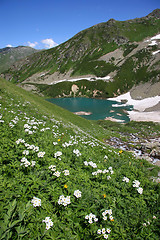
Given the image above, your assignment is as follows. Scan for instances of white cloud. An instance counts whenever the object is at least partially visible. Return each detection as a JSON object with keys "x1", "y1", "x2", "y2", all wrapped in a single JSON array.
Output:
[
  {"x1": 6, "y1": 44, "x2": 13, "y2": 47},
  {"x1": 41, "y1": 38, "x2": 58, "y2": 49},
  {"x1": 27, "y1": 41, "x2": 38, "y2": 48}
]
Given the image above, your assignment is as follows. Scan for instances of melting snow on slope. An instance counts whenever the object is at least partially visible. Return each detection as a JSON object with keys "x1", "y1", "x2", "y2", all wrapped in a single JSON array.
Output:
[
  {"x1": 50, "y1": 76, "x2": 111, "y2": 85},
  {"x1": 109, "y1": 92, "x2": 160, "y2": 112},
  {"x1": 152, "y1": 50, "x2": 160, "y2": 55},
  {"x1": 150, "y1": 34, "x2": 160, "y2": 40}
]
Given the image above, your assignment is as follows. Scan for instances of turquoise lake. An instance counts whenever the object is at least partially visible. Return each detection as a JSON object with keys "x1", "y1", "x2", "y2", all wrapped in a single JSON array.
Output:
[{"x1": 47, "y1": 97, "x2": 133, "y2": 122}]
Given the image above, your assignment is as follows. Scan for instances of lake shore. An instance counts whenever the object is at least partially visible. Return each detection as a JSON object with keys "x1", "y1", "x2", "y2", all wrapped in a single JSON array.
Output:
[{"x1": 109, "y1": 92, "x2": 160, "y2": 123}]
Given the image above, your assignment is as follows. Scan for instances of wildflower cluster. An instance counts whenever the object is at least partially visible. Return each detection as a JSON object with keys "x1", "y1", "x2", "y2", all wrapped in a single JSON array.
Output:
[
  {"x1": 49, "y1": 165, "x2": 70, "y2": 177},
  {"x1": 16, "y1": 138, "x2": 39, "y2": 152},
  {"x1": 85, "y1": 213, "x2": 98, "y2": 224},
  {"x1": 58, "y1": 195, "x2": 71, "y2": 206},
  {"x1": 84, "y1": 160, "x2": 97, "y2": 168},
  {"x1": 102, "y1": 209, "x2": 114, "y2": 221},
  {"x1": 20, "y1": 157, "x2": 36, "y2": 167},
  {"x1": 1, "y1": 85, "x2": 159, "y2": 240},
  {"x1": 74, "y1": 190, "x2": 82, "y2": 198},
  {"x1": 31, "y1": 197, "x2": 41, "y2": 207},
  {"x1": 122, "y1": 176, "x2": 130, "y2": 183},
  {"x1": 42, "y1": 217, "x2": 53, "y2": 230},
  {"x1": 92, "y1": 166, "x2": 114, "y2": 176},
  {"x1": 54, "y1": 151, "x2": 62, "y2": 160},
  {"x1": 37, "y1": 151, "x2": 45, "y2": 158},
  {"x1": 73, "y1": 149, "x2": 81, "y2": 156},
  {"x1": 123, "y1": 177, "x2": 143, "y2": 194},
  {"x1": 97, "y1": 227, "x2": 111, "y2": 239},
  {"x1": 133, "y1": 180, "x2": 143, "y2": 194}
]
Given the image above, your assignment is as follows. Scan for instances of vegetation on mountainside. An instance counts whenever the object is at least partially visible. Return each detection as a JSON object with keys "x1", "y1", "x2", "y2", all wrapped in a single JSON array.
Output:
[
  {"x1": 0, "y1": 78, "x2": 160, "y2": 240},
  {"x1": 0, "y1": 46, "x2": 38, "y2": 73},
  {"x1": 31, "y1": 79, "x2": 112, "y2": 98},
  {"x1": 2, "y1": 11, "x2": 160, "y2": 88},
  {"x1": 22, "y1": 43, "x2": 160, "y2": 98}
]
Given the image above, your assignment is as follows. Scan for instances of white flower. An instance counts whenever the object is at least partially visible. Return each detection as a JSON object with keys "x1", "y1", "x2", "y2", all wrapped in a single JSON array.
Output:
[
  {"x1": 84, "y1": 161, "x2": 88, "y2": 166},
  {"x1": 97, "y1": 229, "x2": 101, "y2": 234},
  {"x1": 49, "y1": 165, "x2": 56, "y2": 171},
  {"x1": 102, "y1": 228, "x2": 106, "y2": 234},
  {"x1": 31, "y1": 161, "x2": 36, "y2": 167},
  {"x1": 53, "y1": 171, "x2": 61, "y2": 177},
  {"x1": 37, "y1": 151, "x2": 45, "y2": 158},
  {"x1": 85, "y1": 213, "x2": 98, "y2": 223},
  {"x1": 54, "y1": 151, "x2": 62, "y2": 158},
  {"x1": 137, "y1": 187, "x2": 143, "y2": 194},
  {"x1": 42, "y1": 217, "x2": 53, "y2": 230},
  {"x1": 73, "y1": 149, "x2": 81, "y2": 156},
  {"x1": 103, "y1": 216, "x2": 107, "y2": 221},
  {"x1": 122, "y1": 176, "x2": 130, "y2": 183},
  {"x1": 24, "y1": 124, "x2": 31, "y2": 129},
  {"x1": 34, "y1": 146, "x2": 39, "y2": 152},
  {"x1": 74, "y1": 190, "x2": 82, "y2": 198},
  {"x1": 108, "y1": 209, "x2": 112, "y2": 215},
  {"x1": 109, "y1": 215, "x2": 114, "y2": 221},
  {"x1": 106, "y1": 228, "x2": 111, "y2": 234},
  {"x1": 31, "y1": 197, "x2": 41, "y2": 207},
  {"x1": 104, "y1": 234, "x2": 109, "y2": 239},
  {"x1": 63, "y1": 170, "x2": 69, "y2": 176},
  {"x1": 88, "y1": 219, "x2": 93, "y2": 224},
  {"x1": 23, "y1": 150, "x2": 29, "y2": 155},
  {"x1": 20, "y1": 157, "x2": 30, "y2": 167},
  {"x1": 153, "y1": 215, "x2": 156, "y2": 219},
  {"x1": 53, "y1": 142, "x2": 58, "y2": 145},
  {"x1": 58, "y1": 195, "x2": 71, "y2": 206},
  {"x1": 16, "y1": 139, "x2": 25, "y2": 144},
  {"x1": 133, "y1": 180, "x2": 140, "y2": 188},
  {"x1": 107, "y1": 176, "x2": 111, "y2": 180}
]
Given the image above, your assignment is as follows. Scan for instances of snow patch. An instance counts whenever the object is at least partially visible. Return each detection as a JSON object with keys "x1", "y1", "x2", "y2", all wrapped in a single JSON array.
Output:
[
  {"x1": 50, "y1": 76, "x2": 111, "y2": 85},
  {"x1": 148, "y1": 40, "x2": 157, "y2": 46},
  {"x1": 152, "y1": 50, "x2": 160, "y2": 55},
  {"x1": 151, "y1": 34, "x2": 160, "y2": 40},
  {"x1": 109, "y1": 92, "x2": 160, "y2": 112}
]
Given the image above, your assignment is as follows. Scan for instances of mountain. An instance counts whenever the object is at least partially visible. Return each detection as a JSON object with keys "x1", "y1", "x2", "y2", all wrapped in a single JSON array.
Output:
[
  {"x1": 0, "y1": 46, "x2": 38, "y2": 73},
  {"x1": 1, "y1": 9, "x2": 160, "y2": 98}
]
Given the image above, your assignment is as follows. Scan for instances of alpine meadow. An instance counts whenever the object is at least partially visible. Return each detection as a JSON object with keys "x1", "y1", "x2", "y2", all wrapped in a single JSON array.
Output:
[{"x1": 0, "y1": 8, "x2": 160, "y2": 240}]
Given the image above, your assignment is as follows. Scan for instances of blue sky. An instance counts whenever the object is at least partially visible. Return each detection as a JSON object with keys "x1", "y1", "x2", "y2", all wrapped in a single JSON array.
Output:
[{"x1": 1, "y1": 0, "x2": 159, "y2": 49}]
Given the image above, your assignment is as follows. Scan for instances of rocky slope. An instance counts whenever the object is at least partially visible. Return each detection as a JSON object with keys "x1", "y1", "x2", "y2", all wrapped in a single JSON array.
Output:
[{"x1": 1, "y1": 9, "x2": 160, "y2": 98}]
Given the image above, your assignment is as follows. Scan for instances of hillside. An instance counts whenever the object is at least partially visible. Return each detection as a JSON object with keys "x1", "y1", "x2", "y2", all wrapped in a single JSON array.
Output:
[
  {"x1": 0, "y1": 46, "x2": 38, "y2": 73},
  {"x1": 0, "y1": 77, "x2": 160, "y2": 239},
  {"x1": 1, "y1": 9, "x2": 160, "y2": 98}
]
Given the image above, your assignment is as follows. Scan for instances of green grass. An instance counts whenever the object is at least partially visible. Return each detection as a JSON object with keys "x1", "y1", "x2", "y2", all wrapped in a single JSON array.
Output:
[{"x1": 0, "y1": 77, "x2": 160, "y2": 239}]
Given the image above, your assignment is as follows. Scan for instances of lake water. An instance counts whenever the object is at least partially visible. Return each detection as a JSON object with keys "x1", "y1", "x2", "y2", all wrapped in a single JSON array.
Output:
[{"x1": 47, "y1": 97, "x2": 133, "y2": 122}]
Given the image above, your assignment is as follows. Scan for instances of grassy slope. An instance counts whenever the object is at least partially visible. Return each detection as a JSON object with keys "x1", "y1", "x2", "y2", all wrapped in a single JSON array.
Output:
[{"x1": 0, "y1": 78, "x2": 160, "y2": 239}]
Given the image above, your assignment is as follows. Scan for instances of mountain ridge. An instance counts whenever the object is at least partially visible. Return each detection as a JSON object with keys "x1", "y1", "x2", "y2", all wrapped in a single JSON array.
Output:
[
  {"x1": 1, "y1": 9, "x2": 160, "y2": 98},
  {"x1": 0, "y1": 46, "x2": 38, "y2": 73}
]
